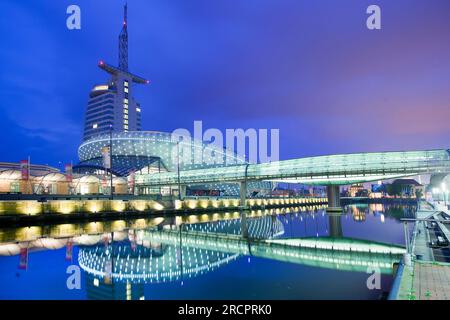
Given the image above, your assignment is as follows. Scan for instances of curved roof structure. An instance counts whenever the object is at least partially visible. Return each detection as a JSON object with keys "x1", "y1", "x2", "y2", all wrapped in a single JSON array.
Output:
[
  {"x1": 0, "y1": 170, "x2": 22, "y2": 181},
  {"x1": 73, "y1": 175, "x2": 101, "y2": 184},
  {"x1": 76, "y1": 131, "x2": 274, "y2": 195},
  {"x1": 0, "y1": 162, "x2": 59, "y2": 177},
  {"x1": 112, "y1": 177, "x2": 127, "y2": 184},
  {"x1": 0, "y1": 243, "x2": 27, "y2": 256},
  {"x1": 78, "y1": 243, "x2": 238, "y2": 284},
  {"x1": 78, "y1": 131, "x2": 246, "y2": 174},
  {"x1": 33, "y1": 172, "x2": 68, "y2": 183}
]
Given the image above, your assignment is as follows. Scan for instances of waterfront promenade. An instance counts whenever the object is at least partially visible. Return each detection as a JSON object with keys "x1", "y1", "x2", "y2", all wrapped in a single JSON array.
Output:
[
  {"x1": 393, "y1": 201, "x2": 450, "y2": 300},
  {"x1": 396, "y1": 261, "x2": 450, "y2": 300},
  {"x1": 0, "y1": 196, "x2": 327, "y2": 226}
]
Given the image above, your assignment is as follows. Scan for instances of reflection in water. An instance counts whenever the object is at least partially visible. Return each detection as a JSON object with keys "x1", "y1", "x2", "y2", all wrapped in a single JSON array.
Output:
[
  {"x1": 0, "y1": 204, "x2": 414, "y2": 300},
  {"x1": 79, "y1": 215, "x2": 285, "y2": 285},
  {"x1": 346, "y1": 203, "x2": 416, "y2": 223},
  {"x1": 328, "y1": 214, "x2": 343, "y2": 238},
  {"x1": 77, "y1": 215, "x2": 285, "y2": 299}
]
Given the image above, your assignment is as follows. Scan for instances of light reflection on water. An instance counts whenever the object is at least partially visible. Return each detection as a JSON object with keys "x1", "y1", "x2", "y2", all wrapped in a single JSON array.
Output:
[{"x1": 0, "y1": 203, "x2": 415, "y2": 300}]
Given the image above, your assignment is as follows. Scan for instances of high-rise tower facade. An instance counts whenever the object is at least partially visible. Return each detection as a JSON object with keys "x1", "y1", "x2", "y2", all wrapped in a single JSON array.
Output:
[{"x1": 83, "y1": 4, "x2": 149, "y2": 141}]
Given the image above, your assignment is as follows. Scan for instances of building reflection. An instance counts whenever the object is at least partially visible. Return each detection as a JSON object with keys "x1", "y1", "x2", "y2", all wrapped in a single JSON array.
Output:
[
  {"x1": 76, "y1": 211, "x2": 406, "y2": 300},
  {"x1": 0, "y1": 204, "x2": 409, "y2": 300},
  {"x1": 349, "y1": 205, "x2": 367, "y2": 222},
  {"x1": 85, "y1": 273, "x2": 145, "y2": 300},
  {"x1": 78, "y1": 215, "x2": 285, "y2": 300},
  {"x1": 328, "y1": 213, "x2": 343, "y2": 238}
]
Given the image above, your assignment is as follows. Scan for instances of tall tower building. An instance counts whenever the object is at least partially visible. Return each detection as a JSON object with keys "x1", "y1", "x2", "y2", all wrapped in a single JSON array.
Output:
[{"x1": 83, "y1": 4, "x2": 149, "y2": 141}]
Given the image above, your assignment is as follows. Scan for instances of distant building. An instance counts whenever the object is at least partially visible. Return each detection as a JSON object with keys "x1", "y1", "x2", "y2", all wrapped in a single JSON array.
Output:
[
  {"x1": 370, "y1": 183, "x2": 384, "y2": 198},
  {"x1": 270, "y1": 189, "x2": 294, "y2": 198},
  {"x1": 309, "y1": 186, "x2": 326, "y2": 197},
  {"x1": 355, "y1": 189, "x2": 369, "y2": 197},
  {"x1": 348, "y1": 184, "x2": 364, "y2": 197},
  {"x1": 390, "y1": 179, "x2": 424, "y2": 198}
]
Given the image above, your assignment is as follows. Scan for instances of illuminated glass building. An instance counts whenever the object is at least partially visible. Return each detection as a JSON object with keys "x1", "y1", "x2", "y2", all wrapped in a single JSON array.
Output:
[
  {"x1": 76, "y1": 131, "x2": 274, "y2": 196},
  {"x1": 82, "y1": 4, "x2": 148, "y2": 141},
  {"x1": 75, "y1": 5, "x2": 275, "y2": 196}
]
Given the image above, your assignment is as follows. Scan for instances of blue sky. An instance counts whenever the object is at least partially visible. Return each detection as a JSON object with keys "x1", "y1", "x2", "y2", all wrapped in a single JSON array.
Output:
[{"x1": 1, "y1": 0, "x2": 450, "y2": 168}]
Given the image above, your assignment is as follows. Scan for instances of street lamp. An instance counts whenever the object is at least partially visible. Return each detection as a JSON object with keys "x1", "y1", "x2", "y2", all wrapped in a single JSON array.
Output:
[
  {"x1": 109, "y1": 125, "x2": 113, "y2": 200},
  {"x1": 441, "y1": 182, "x2": 448, "y2": 207},
  {"x1": 177, "y1": 141, "x2": 181, "y2": 200}
]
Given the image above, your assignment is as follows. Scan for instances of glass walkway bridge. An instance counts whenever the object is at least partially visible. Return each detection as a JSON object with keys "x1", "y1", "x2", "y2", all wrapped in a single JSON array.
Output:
[
  {"x1": 135, "y1": 149, "x2": 450, "y2": 186},
  {"x1": 134, "y1": 149, "x2": 450, "y2": 211}
]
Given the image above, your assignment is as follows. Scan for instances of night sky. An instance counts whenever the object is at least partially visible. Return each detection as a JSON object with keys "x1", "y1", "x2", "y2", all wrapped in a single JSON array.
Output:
[{"x1": 1, "y1": 0, "x2": 450, "y2": 169}]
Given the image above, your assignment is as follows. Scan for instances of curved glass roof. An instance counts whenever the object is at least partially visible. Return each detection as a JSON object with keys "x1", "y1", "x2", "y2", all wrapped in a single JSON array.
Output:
[{"x1": 78, "y1": 131, "x2": 246, "y2": 172}]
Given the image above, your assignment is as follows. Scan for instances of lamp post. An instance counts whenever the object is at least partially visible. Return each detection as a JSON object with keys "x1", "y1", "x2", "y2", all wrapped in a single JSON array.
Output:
[
  {"x1": 28, "y1": 155, "x2": 33, "y2": 195},
  {"x1": 442, "y1": 182, "x2": 448, "y2": 207},
  {"x1": 109, "y1": 125, "x2": 113, "y2": 200},
  {"x1": 177, "y1": 141, "x2": 181, "y2": 200}
]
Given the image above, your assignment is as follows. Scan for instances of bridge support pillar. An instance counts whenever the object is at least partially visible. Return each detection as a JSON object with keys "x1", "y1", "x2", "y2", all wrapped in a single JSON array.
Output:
[
  {"x1": 239, "y1": 181, "x2": 249, "y2": 238},
  {"x1": 241, "y1": 210, "x2": 249, "y2": 239},
  {"x1": 328, "y1": 213, "x2": 343, "y2": 237},
  {"x1": 179, "y1": 185, "x2": 186, "y2": 200},
  {"x1": 239, "y1": 181, "x2": 247, "y2": 208},
  {"x1": 158, "y1": 215, "x2": 177, "y2": 230},
  {"x1": 326, "y1": 185, "x2": 342, "y2": 212}
]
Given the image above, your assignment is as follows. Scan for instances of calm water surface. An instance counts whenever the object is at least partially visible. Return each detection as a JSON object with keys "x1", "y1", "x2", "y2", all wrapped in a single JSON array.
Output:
[{"x1": 0, "y1": 203, "x2": 415, "y2": 300}]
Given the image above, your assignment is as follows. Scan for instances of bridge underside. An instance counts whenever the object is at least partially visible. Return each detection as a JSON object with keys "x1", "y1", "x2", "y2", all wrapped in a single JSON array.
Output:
[{"x1": 268, "y1": 173, "x2": 417, "y2": 185}]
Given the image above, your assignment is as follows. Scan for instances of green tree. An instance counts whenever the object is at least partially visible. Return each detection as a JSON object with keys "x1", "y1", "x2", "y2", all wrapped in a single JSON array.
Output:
[
  {"x1": 415, "y1": 189, "x2": 423, "y2": 199},
  {"x1": 386, "y1": 184, "x2": 402, "y2": 197}
]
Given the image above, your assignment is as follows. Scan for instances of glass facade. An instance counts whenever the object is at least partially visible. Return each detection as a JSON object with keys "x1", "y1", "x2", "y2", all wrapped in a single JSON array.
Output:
[{"x1": 77, "y1": 131, "x2": 274, "y2": 195}]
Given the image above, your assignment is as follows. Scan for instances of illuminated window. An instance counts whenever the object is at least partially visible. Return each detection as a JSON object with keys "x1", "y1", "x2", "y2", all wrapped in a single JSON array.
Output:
[
  {"x1": 136, "y1": 107, "x2": 141, "y2": 113},
  {"x1": 124, "y1": 119, "x2": 128, "y2": 124},
  {"x1": 93, "y1": 279, "x2": 99, "y2": 287},
  {"x1": 124, "y1": 98, "x2": 129, "y2": 104},
  {"x1": 92, "y1": 123, "x2": 98, "y2": 129},
  {"x1": 124, "y1": 109, "x2": 128, "y2": 114},
  {"x1": 124, "y1": 87, "x2": 128, "y2": 93},
  {"x1": 124, "y1": 125, "x2": 128, "y2": 130},
  {"x1": 124, "y1": 114, "x2": 128, "y2": 119},
  {"x1": 124, "y1": 81, "x2": 129, "y2": 88}
]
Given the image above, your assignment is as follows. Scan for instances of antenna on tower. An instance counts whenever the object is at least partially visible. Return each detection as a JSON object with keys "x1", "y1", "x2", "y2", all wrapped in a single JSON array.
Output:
[
  {"x1": 124, "y1": 2, "x2": 128, "y2": 25},
  {"x1": 118, "y1": 2, "x2": 129, "y2": 71}
]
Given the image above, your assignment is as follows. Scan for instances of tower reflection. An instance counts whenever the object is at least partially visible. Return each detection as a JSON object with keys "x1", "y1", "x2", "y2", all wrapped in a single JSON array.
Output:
[{"x1": 79, "y1": 215, "x2": 285, "y2": 300}]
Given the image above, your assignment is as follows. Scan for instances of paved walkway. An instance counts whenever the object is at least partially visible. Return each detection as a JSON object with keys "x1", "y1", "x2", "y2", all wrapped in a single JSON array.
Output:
[
  {"x1": 394, "y1": 201, "x2": 450, "y2": 300},
  {"x1": 413, "y1": 220, "x2": 434, "y2": 261},
  {"x1": 396, "y1": 261, "x2": 450, "y2": 300},
  {"x1": 416, "y1": 201, "x2": 438, "y2": 220},
  {"x1": 412, "y1": 201, "x2": 436, "y2": 261}
]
